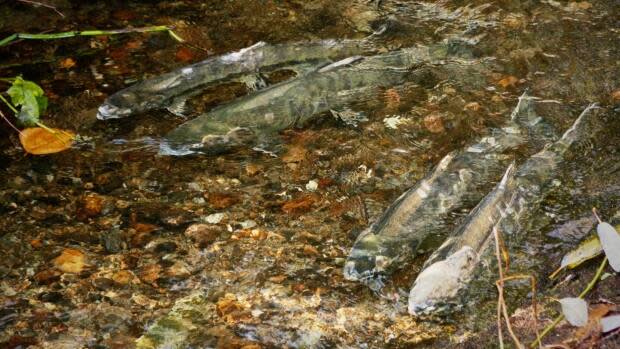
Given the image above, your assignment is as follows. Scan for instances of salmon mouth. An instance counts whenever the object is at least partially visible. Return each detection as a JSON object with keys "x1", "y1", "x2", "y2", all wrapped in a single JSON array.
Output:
[{"x1": 97, "y1": 103, "x2": 132, "y2": 120}]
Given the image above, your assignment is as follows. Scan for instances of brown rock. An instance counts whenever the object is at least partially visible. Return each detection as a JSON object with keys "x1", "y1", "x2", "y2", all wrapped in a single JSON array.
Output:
[{"x1": 184, "y1": 223, "x2": 220, "y2": 246}]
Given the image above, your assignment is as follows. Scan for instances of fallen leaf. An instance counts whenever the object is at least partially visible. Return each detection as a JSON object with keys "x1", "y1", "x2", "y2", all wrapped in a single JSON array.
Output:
[
  {"x1": 19, "y1": 127, "x2": 75, "y2": 155},
  {"x1": 573, "y1": 303, "x2": 613, "y2": 343},
  {"x1": 53, "y1": 248, "x2": 86, "y2": 274},
  {"x1": 612, "y1": 90, "x2": 620, "y2": 102},
  {"x1": 597, "y1": 222, "x2": 620, "y2": 271},
  {"x1": 601, "y1": 315, "x2": 620, "y2": 333},
  {"x1": 282, "y1": 195, "x2": 317, "y2": 215},
  {"x1": 59, "y1": 58, "x2": 76, "y2": 69},
  {"x1": 497, "y1": 76, "x2": 519, "y2": 88},
  {"x1": 553, "y1": 236, "x2": 602, "y2": 277},
  {"x1": 560, "y1": 297, "x2": 588, "y2": 327},
  {"x1": 282, "y1": 145, "x2": 308, "y2": 163}
]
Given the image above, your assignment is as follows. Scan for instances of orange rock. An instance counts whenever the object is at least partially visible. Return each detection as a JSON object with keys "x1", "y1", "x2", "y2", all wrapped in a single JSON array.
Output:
[
  {"x1": 423, "y1": 114, "x2": 445, "y2": 133},
  {"x1": 53, "y1": 248, "x2": 87, "y2": 273},
  {"x1": 611, "y1": 89, "x2": 620, "y2": 102},
  {"x1": 30, "y1": 239, "x2": 43, "y2": 249},
  {"x1": 206, "y1": 192, "x2": 239, "y2": 209},
  {"x1": 77, "y1": 193, "x2": 104, "y2": 219}
]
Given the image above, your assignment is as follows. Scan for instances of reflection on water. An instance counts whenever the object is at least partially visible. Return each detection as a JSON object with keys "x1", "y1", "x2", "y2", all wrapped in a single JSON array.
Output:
[{"x1": 0, "y1": 0, "x2": 618, "y2": 347}]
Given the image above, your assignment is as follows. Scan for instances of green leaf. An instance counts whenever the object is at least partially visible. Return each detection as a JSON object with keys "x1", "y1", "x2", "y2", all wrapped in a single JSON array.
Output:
[
  {"x1": 6, "y1": 76, "x2": 47, "y2": 127},
  {"x1": 36, "y1": 95, "x2": 48, "y2": 115}
]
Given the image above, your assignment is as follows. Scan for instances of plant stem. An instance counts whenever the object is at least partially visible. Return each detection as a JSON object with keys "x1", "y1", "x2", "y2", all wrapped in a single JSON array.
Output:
[
  {"x1": 530, "y1": 257, "x2": 608, "y2": 348},
  {"x1": 0, "y1": 25, "x2": 185, "y2": 47},
  {"x1": 0, "y1": 94, "x2": 18, "y2": 114}
]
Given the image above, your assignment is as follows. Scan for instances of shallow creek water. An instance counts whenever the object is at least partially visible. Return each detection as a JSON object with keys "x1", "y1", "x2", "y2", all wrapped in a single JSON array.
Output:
[{"x1": 0, "y1": 1, "x2": 619, "y2": 348}]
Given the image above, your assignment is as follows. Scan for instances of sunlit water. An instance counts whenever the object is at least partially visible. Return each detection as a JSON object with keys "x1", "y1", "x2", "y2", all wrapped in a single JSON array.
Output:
[{"x1": 0, "y1": 1, "x2": 618, "y2": 348}]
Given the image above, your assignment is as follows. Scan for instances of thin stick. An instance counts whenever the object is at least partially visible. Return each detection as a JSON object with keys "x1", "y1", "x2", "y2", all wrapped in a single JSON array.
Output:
[
  {"x1": 0, "y1": 109, "x2": 23, "y2": 134},
  {"x1": 530, "y1": 256, "x2": 608, "y2": 348},
  {"x1": 0, "y1": 25, "x2": 185, "y2": 47},
  {"x1": 497, "y1": 293, "x2": 505, "y2": 349},
  {"x1": 494, "y1": 227, "x2": 524, "y2": 349},
  {"x1": 592, "y1": 207, "x2": 602, "y2": 224},
  {"x1": 17, "y1": 0, "x2": 65, "y2": 18},
  {"x1": 497, "y1": 274, "x2": 542, "y2": 349}
]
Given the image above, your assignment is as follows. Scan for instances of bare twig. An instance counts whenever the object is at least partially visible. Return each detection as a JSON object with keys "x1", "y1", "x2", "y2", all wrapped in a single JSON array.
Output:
[
  {"x1": 0, "y1": 109, "x2": 23, "y2": 134},
  {"x1": 496, "y1": 274, "x2": 541, "y2": 349},
  {"x1": 592, "y1": 207, "x2": 602, "y2": 224},
  {"x1": 493, "y1": 226, "x2": 525, "y2": 349},
  {"x1": 17, "y1": 0, "x2": 65, "y2": 18}
]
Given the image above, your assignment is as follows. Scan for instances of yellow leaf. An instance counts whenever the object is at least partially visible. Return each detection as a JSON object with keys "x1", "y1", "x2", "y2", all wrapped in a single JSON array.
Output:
[
  {"x1": 550, "y1": 223, "x2": 620, "y2": 279},
  {"x1": 19, "y1": 127, "x2": 75, "y2": 155}
]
